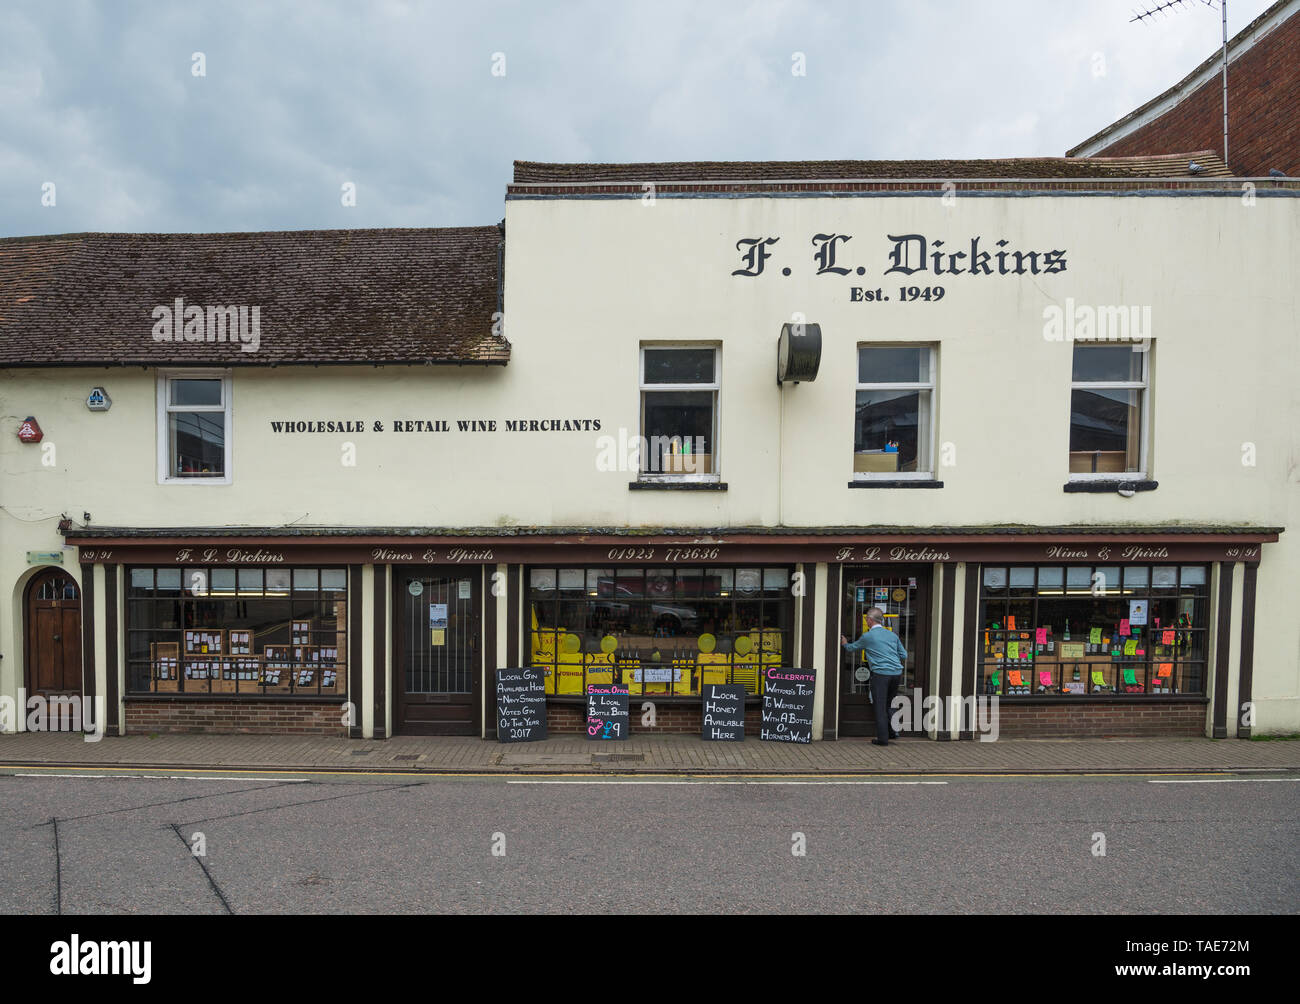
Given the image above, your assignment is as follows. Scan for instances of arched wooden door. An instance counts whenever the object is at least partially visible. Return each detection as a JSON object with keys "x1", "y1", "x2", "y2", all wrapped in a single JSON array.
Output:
[{"x1": 25, "y1": 568, "x2": 83, "y2": 696}]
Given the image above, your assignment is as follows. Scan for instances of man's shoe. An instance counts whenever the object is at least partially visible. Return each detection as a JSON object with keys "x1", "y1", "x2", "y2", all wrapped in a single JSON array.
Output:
[{"x1": 871, "y1": 739, "x2": 889, "y2": 746}]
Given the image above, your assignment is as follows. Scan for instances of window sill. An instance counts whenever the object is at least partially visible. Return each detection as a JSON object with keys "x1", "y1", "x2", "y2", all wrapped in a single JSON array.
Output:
[
  {"x1": 629, "y1": 480, "x2": 728, "y2": 491},
  {"x1": 1063, "y1": 480, "x2": 1158, "y2": 493},
  {"x1": 544, "y1": 694, "x2": 761, "y2": 703},
  {"x1": 974, "y1": 693, "x2": 1206, "y2": 704},
  {"x1": 124, "y1": 693, "x2": 344, "y2": 702},
  {"x1": 848, "y1": 479, "x2": 943, "y2": 489}
]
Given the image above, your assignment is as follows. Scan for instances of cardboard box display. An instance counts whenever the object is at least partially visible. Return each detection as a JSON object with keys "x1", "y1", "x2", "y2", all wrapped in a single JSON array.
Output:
[
  {"x1": 660, "y1": 452, "x2": 713, "y2": 474},
  {"x1": 853, "y1": 451, "x2": 900, "y2": 473}
]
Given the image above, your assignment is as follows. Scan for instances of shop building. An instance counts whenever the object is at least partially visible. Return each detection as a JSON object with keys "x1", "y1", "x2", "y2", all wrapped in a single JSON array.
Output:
[
  {"x1": 2, "y1": 153, "x2": 1296, "y2": 742},
  {"x1": 1068, "y1": 0, "x2": 1300, "y2": 179}
]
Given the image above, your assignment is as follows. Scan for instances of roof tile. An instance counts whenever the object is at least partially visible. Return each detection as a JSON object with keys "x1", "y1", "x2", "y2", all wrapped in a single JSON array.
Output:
[
  {"x1": 0, "y1": 226, "x2": 508, "y2": 367},
  {"x1": 512, "y1": 152, "x2": 1233, "y2": 184}
]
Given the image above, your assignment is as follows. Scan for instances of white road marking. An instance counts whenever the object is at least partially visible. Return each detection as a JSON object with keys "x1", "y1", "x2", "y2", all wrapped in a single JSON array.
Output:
[
  {"x1": 10, "y1": 772, "x2": 308, "y2": 782},
  {"x1": 508, "y1": 779, "x2": 948, "y2": 785},
  {"x1": 1148, "y1": 778, "x2": 1300, "y2": 784}
]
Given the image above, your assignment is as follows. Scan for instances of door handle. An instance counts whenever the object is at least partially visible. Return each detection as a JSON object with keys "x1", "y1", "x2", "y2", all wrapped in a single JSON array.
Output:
[{"x1": 53, "y1": 633, "x2": 61, "y2": 641}]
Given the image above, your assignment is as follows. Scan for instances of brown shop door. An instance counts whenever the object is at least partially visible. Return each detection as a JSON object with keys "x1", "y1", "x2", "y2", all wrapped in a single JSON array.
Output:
[
  {"x1": 839, "y1": 569, "x2": 929, "y2": 737},
  {"x1": 26, "y1": 569, "x2": 83, "y2": 697},
  {"x1": 394, "y1": 569, "x2": 481, "y2": 735}
]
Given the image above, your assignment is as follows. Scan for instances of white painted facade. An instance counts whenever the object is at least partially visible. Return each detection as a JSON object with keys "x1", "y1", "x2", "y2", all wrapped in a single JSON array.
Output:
[{"x1": 2, "y1": 185, "x2": 1296, "y2": 739}]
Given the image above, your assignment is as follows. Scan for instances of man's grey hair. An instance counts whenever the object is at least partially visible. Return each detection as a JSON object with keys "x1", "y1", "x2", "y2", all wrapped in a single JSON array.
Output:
[{"x1": 865, "y1": 606, "x2": 885, "y2": 625}]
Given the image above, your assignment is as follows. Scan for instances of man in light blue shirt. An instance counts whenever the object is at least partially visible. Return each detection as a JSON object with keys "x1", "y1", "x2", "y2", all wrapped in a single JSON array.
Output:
[{"x1": 842, "y1": 606, "x2": 908, "y2": 746}]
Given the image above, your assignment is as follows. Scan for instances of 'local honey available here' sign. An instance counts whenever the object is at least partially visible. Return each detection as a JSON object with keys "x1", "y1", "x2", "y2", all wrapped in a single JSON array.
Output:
[{"x1": 702, "y1": 684, "x2": 746, "y2": 741}]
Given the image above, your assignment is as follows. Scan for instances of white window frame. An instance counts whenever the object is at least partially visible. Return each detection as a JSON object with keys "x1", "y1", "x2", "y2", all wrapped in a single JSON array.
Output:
[
  {"x1": 853, "y1": 344, "x2": 937, "y2": 481},
  {"x1": 1068, "y1": 342, "x2": 1149, "y2": 481},
  {"x1": 156, "y1": 369, "x2": 233, "y2": 485},
  {"x1": 638, "y1": 344, "x2": 720, "y2": 483}
]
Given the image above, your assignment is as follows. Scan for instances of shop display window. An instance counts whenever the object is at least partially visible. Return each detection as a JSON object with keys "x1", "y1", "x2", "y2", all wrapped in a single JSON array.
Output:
[
  {"x1": 128, "y1": 566, "x2": 347, "y2": 696},
  {"x1": 528, "y1": 566, "x2": 793, "y2": 696},
  {"x1": 978, "y1": 564, "x2": 1207, "y2": 697}
]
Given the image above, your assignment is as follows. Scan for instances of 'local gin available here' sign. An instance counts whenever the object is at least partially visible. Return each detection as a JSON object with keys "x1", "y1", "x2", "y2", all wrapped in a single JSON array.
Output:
[{"x1": 496, "y1": 667, "x2": 547, "y2": 743}]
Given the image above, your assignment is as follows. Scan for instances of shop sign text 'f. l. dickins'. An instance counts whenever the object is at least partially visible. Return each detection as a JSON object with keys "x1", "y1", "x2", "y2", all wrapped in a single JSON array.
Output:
[{"x1": 732, "y1": 233, "x2": 1068, "y2": 303}]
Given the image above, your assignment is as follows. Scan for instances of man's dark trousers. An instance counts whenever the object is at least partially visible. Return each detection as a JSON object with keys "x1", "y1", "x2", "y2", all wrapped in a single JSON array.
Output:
[{"x1": 870, "y1": 671, "x2": 902, "y2": 738}]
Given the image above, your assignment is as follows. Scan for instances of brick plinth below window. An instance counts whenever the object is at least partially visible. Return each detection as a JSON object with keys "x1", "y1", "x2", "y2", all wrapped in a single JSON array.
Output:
[
  {"x1": 545, "y1": 701, "x2": 765, "y2": 736},
  {"x1": 993, "y1": 701, "x2": 1205, "y2": 738},
  {"x1": 124, "y1": 699, "x2": 347, "y2": 736}
]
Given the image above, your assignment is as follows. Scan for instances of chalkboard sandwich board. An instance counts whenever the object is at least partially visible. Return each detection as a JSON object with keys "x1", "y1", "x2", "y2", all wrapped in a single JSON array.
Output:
[
  {"x1": 586, "y1": 684, "x2": 629, "y2": 740},
  {"x1": 701, "y1": 684, "x2": 746, "y2": 741},
  {"x1": 760, "y1": 668, "x2": 816, "y2": 744},
  {"x1": 496, "y1": 667, "x2": 548, "y2": 742}
]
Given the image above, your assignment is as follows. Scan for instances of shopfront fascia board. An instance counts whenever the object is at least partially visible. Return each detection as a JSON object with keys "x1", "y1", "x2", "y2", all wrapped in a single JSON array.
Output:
[{"x1": 68, "y1": 531, "x2": 1278, "y2": 566}]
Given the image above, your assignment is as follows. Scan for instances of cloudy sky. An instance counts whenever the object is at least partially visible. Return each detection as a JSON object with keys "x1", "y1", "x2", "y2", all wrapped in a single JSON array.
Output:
[{"x1": 0, "y1": 0, "x2": 1274, "y2": 237}]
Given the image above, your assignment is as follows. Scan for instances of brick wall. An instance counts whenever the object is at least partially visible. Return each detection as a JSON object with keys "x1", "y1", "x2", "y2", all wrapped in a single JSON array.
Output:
[
  {"x1": 993, "y1": 701, "x2": 1206, "y2": 738},
  {"x1": 545, "y1": 700, "x2": 1205, "y2": 738},
  {"x1": 545, "y1": 701, "x2": 765, "y2": 735},
  {"x1": 125, "y1": 700, "x2": 347, "y2": 736},
  {"x1": 1088, "y1": 10, "x2": 1299, "y2": 177}
]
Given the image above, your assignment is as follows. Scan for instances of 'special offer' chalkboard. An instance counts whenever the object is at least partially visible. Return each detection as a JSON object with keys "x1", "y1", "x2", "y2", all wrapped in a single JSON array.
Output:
[
  {"x1": 701, "y1": 684, "x2": 746, "y2": 741},
  {"x1": 760, "y1": 668, "x2": 816, "y2": 744},
  {"x1": 586, "y1": 684, "x2": 629, "y2": 740},
  {"x1": 496, "y1": 667, "x2": 548, "y2": 742}
]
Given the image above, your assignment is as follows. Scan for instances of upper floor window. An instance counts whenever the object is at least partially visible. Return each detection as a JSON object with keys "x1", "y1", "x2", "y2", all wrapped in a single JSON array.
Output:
[
  {"x1": 157, "y1": 371, "x2": 232, "y2": 484},
  {"x1": 854, "y1": 345, "x2": 935, "y2": 478},
  {"x1": 639, "y1": 345, "x2": 718, "y2": 478},
  {"x1": 1069, "y1": 343, "x2": 1148, "y2": 478}
]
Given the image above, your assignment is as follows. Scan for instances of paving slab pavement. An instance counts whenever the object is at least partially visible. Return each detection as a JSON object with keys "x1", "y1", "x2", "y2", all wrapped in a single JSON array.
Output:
[{"x1": 1, "y1": 731, "x2": 1298, "y2": 774}]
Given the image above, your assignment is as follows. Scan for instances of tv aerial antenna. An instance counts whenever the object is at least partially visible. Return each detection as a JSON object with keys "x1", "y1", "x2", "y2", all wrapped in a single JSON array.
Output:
[{"x1": 1130, "y1": 0, "x2": 1229, "y2": 167}]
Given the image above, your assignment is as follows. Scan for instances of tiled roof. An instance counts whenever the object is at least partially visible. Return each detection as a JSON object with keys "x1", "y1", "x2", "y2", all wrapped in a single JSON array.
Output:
[
  {"x1": 0, "y1": 226, "x2": 509, "y2": 367},
  {"x1": 513, "y1": 151, "x2": 1233, "y2": 184}
]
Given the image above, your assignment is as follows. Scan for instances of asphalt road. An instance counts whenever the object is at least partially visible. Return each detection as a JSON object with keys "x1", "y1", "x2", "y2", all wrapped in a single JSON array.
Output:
[{"x1": 1, "y1": 770, "x2": 1296, "y2": 914}]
